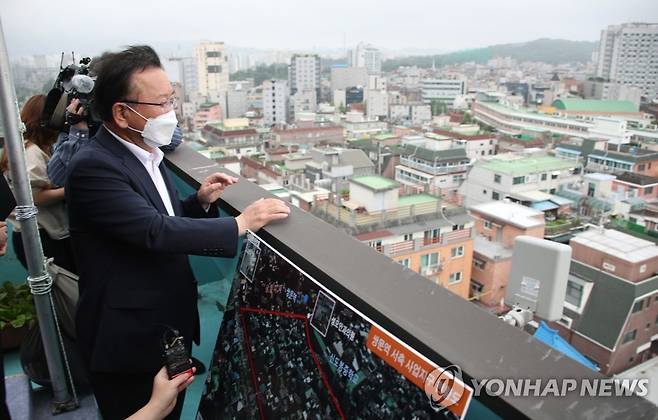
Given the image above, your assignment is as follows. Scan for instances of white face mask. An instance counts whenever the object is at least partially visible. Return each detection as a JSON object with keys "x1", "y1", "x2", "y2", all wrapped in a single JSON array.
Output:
[{"x1": 124, "y1": 105, "x2": 178, "y2": 149}]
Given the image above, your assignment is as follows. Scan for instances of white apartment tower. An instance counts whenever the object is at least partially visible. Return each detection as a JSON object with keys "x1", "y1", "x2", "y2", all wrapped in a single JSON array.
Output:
[
  {"x1": 289, "y1": 54, "x2": 321, "y2": 102},
  {"x1": 596, "y1": 23, "x2": 658, "y2": 100},
  {"x1": 350, "y1": 43, "x2": 382, "y2": 74},
  {"x1": 262, "y1": 80, "x2": 289, "y2": 126},
  {"x1": 195, "y1": 41, "x2": 230, "y2": 103}
]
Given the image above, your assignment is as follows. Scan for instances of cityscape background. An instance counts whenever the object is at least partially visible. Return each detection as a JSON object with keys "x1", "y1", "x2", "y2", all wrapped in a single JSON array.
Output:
[{"x1": 1, "y1": 3, "x2": 658, "y2": 416}]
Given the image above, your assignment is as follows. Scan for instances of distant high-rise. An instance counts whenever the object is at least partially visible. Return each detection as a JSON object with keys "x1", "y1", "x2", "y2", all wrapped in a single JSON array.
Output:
[
  {"x1": 165, "y1": 57, "x2": 198, "y2": 102},
  {"x1": 349, "y1": 43, "x2": 382, "y2": 75},
  {"x1": 262, "y1": 80, "x2": 288, "y2": 126},
  {"x1": 288, "y1": 54, "x2": 321, "y2": 102},
  {"x1": 195, "y1": 41, "x2": 229, "y2": 104},
  {"x1": 596, "y1": 23, "x2": 658, "y2": 100}
]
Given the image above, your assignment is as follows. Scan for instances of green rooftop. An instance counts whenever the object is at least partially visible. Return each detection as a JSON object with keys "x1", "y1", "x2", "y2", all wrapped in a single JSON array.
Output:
[
  {"x1": 481, "y1": 156, "x2": 577, "y2": 176},
  {"x1": 373, "y1": 132, "x2": 398, "y2": 141},
  {"x1": 398, "y1": 193, "x2": 439, "y2": 206},
  {"x1": 514, "y1": 134, "x2": 536, "y2": 141},
  {"x1": 350, "y1": 176, "x2": 399, "y2": 191},
  {"x1": 552, "y1": 99, "x2": 639, "y2": 113}
]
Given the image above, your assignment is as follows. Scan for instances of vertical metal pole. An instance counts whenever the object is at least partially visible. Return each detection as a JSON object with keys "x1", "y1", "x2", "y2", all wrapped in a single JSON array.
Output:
[{"x1": 0, "y1": 18, "x2": 73, "y2": 410}]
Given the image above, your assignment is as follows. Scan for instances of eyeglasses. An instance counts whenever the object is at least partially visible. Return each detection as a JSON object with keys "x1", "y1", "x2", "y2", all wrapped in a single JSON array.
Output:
[{"x1": 121, "y1": 96, "x2": 178, "y2": 110}]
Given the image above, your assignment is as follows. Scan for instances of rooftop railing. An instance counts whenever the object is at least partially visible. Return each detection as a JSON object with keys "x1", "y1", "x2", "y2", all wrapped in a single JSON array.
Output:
[{"x1": 165, "y1": 144, "x2": 657, "y2": 419}]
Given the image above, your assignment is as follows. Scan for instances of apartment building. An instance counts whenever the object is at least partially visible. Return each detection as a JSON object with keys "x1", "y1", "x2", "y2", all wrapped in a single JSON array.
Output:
[
  {"x1": 468, "y1": 202, "x2": 545, "y2": 308},
  {"x1": 552, "y1": 228, "x2": 658, "y2": 375},
  {"x1": 459, "y1": 152, "x2": 581, "y2": 208},
  {"x1": 312, "y1": 175, "x2": 474, "y2": 298}
]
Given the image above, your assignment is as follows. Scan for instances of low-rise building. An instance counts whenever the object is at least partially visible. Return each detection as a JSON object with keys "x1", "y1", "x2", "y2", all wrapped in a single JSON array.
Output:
[
  {"x1": 613, "y1": 172, "x2": 658, "y2": 202},
  {"x1": 551, "y1": 228, "x2": 658, "y2": 375},
  {"x1": 311, "y1": 176, "x2": 474, "y2": 298},
  {"x1": 432, "y1": 129, "x2": 497, "y2": 161},
  {"x1": 194, "y1": 102, "x2": 222, "y2": 130},
  {"x1": 395, "y1": 143, "x2": 470, "y2": 200},
  {"x1": 473, "y1": 101, "x2": 658, "y2": 145},
  {"x1": 200, "y1": 118, "x2": 263, "y2": 157},
  {"x1": 459, "y1": 152, "x2": 581, "y2": 208},
  {"x1": 468, "y1": 202, "x2": 545, "y2": 308},
  {"x1": 272, "y1": 125, "x2": 344, "y2": 146},
  {"x1": 556, "y1": 141, "x2": 658, "y2": 177}
]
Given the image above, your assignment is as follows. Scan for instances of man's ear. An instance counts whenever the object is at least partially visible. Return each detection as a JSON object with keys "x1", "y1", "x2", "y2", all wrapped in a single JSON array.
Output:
[{"x1": 112, "y1": 103, "x2": 129, "y2": 129}]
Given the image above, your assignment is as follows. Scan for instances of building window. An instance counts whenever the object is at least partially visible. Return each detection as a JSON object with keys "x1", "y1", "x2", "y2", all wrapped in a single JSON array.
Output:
[
  {"x1": 492, "y1": 192, "x2": 500, "y2": 200},
  {"x1": 483, "y1": 220, "x2": 492, "y2": 230},
  {"x1": 541, "y1": 173, "x2": 547, "y2": 181},
  {"x1": 632, "y1": 300, "x2": 644, "y2": 313},
  {"x1": 565, "y1": 280, "x2": 584, "y2": 307},
  {"x1": 483, "y1": 189, "x2": 487, "y2": 195},
  {"x1": 639, "y1": 164, "x2": 646, "y2": 171},
  {"x1": 622, "y1": 329, "x2": 637, "y2": 344},
  {"x1": 424, "y1": 229, "x2": 440, "y2": 244},
  {"x1": 646, "y1": 187, "x2": 654, "y2": 194},
  {"x1": 207, "y1": 65, "x2": 222, "y2": 73},
  {"x1": 474, "y1": 257, "x2": 486, "y2": 270},
  {"x1": 494, "y1": 174, "x2": 501, "y2": 184},
  {"x1": 451, "y1": 246, "x2": 464, "y2": 258},
  {"x1": 448, "y1": 272, "x2": 463, "y2": 284},
  {"x1": 513, "y1": 176, "x2": 525, "y2": 185},
  {"x1": 399, "y1": 258, "x2": 410, "y2": 268},
  {"x1": 471, "y1": 281, "x2": 484, "y2": 296},
  {"x1": 420, "y1": 252, "x2": 439, "y2": 269},
  {"x1": 403, "y1": 234, "x2": 413, "y2": 241},
  {"x1": 206, "y1": 51, "x2": 221, "y2": 58}
]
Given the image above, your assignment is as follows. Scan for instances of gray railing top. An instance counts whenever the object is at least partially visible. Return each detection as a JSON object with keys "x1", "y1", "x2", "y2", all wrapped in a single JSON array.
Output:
[{"x1": 165, "y1": 144, "x2": 657, "y2": 420}]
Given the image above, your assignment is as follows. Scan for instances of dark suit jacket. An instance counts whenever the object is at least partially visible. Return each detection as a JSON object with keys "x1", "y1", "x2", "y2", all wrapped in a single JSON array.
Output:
[{"x1": 66, "y1": 126, "x2": 238, "y2": 374}]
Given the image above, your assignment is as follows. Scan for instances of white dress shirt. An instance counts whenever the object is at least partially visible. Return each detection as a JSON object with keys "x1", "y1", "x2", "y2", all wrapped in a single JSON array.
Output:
[{"x1": 105, "y1": 126, "x2": 176, "y2": 216}]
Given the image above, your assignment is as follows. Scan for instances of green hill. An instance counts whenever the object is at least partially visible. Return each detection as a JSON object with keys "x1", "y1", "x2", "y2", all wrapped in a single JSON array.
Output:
[{"x1": 382, "y1": 38, "x2": 598, "y2": 71}]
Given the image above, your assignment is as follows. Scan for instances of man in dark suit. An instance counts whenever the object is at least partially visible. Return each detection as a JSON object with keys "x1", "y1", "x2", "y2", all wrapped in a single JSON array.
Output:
[{"x1": 66, "y1": 45, "x2": 290, "y2": 420}]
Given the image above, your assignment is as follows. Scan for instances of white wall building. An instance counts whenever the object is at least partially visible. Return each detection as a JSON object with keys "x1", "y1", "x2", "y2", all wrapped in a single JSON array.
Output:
[
  {"x1": 291, "y1": 90, "x2": 317, "y2": 121},
  {"x1": 411, "y1": 104, "x2": 432, "y2": 126},
  {"x1": 350, "y1": 42, "x2": 382, "y2": 75},
  {"x1": 459, "y1": 152, "x2": 581, "y2": 208},
  {"x1": 262, "y1": 80, "x2": 288, "y2": 126},
  {"x1": 194, "y1": 42, "x2": 229, "y2": 104},
  {"x1": 366, "y1": 90, "x2": 388, "y2": 120},
  {"x1": 421, "y1": 79, "x2": 466, "y2": 108},
  {"x1": 289, "y1": 54, "x2": 321, "y2": 103},
  {"x1": 596, "y1": 23, "x2": 658, "y2": 99},
  {"x1": 330, "y1": 66, "x2": 368, "y2": 92}
]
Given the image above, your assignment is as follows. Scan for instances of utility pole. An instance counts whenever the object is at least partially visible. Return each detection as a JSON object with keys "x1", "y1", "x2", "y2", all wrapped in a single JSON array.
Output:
[{"x1": 0, "y1": 18, "x2": 76, "y2": 413}]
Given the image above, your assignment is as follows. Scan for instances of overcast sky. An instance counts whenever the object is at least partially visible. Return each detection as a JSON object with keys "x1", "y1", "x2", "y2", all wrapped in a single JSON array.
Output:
[{"x1": 2, "y1": 0, "x2": 658, "y2": 58}]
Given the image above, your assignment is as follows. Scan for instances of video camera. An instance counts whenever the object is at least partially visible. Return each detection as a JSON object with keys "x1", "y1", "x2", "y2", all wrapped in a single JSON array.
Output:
[{"x1": 42, "y1": 53, "x2": 97, "y2": 131}]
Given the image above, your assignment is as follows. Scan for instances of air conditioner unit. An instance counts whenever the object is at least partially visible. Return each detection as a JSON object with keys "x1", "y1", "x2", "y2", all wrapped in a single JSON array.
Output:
[{"x1": 421, "y1": 265, "x2": 442, "y2": 276}]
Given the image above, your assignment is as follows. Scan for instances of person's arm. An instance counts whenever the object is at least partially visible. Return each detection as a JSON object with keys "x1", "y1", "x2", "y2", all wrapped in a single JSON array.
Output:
[
  {"x1": 0, "y1": 221, "x2": 7, "y2": 256},
  {"x1": 33, "y1": 187, "x2": 65, "y2": 206},
  {"x1": 47, "y1": 99, "x2": 90, "y2": 187},
  {"x1": 67, "y1": 154, "x2": 240, "y2": 256},
  {"x1": 127, "y1": 367, "x2": 194, "y2": 420}
]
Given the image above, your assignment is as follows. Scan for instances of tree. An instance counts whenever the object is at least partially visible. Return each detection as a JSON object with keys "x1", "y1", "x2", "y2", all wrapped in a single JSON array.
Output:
[{"x1": 430, "y1": 99, "x2": 447, "y2": 116}]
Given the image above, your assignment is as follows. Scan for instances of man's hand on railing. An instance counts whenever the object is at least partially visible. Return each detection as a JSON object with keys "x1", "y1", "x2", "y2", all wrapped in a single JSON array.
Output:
[
  {"x1": 197, "y1": 172, "x2": 239, "y2": 208},
  {"x1": 235, "y1": 198, "x2": 291, "y2": 235}
]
